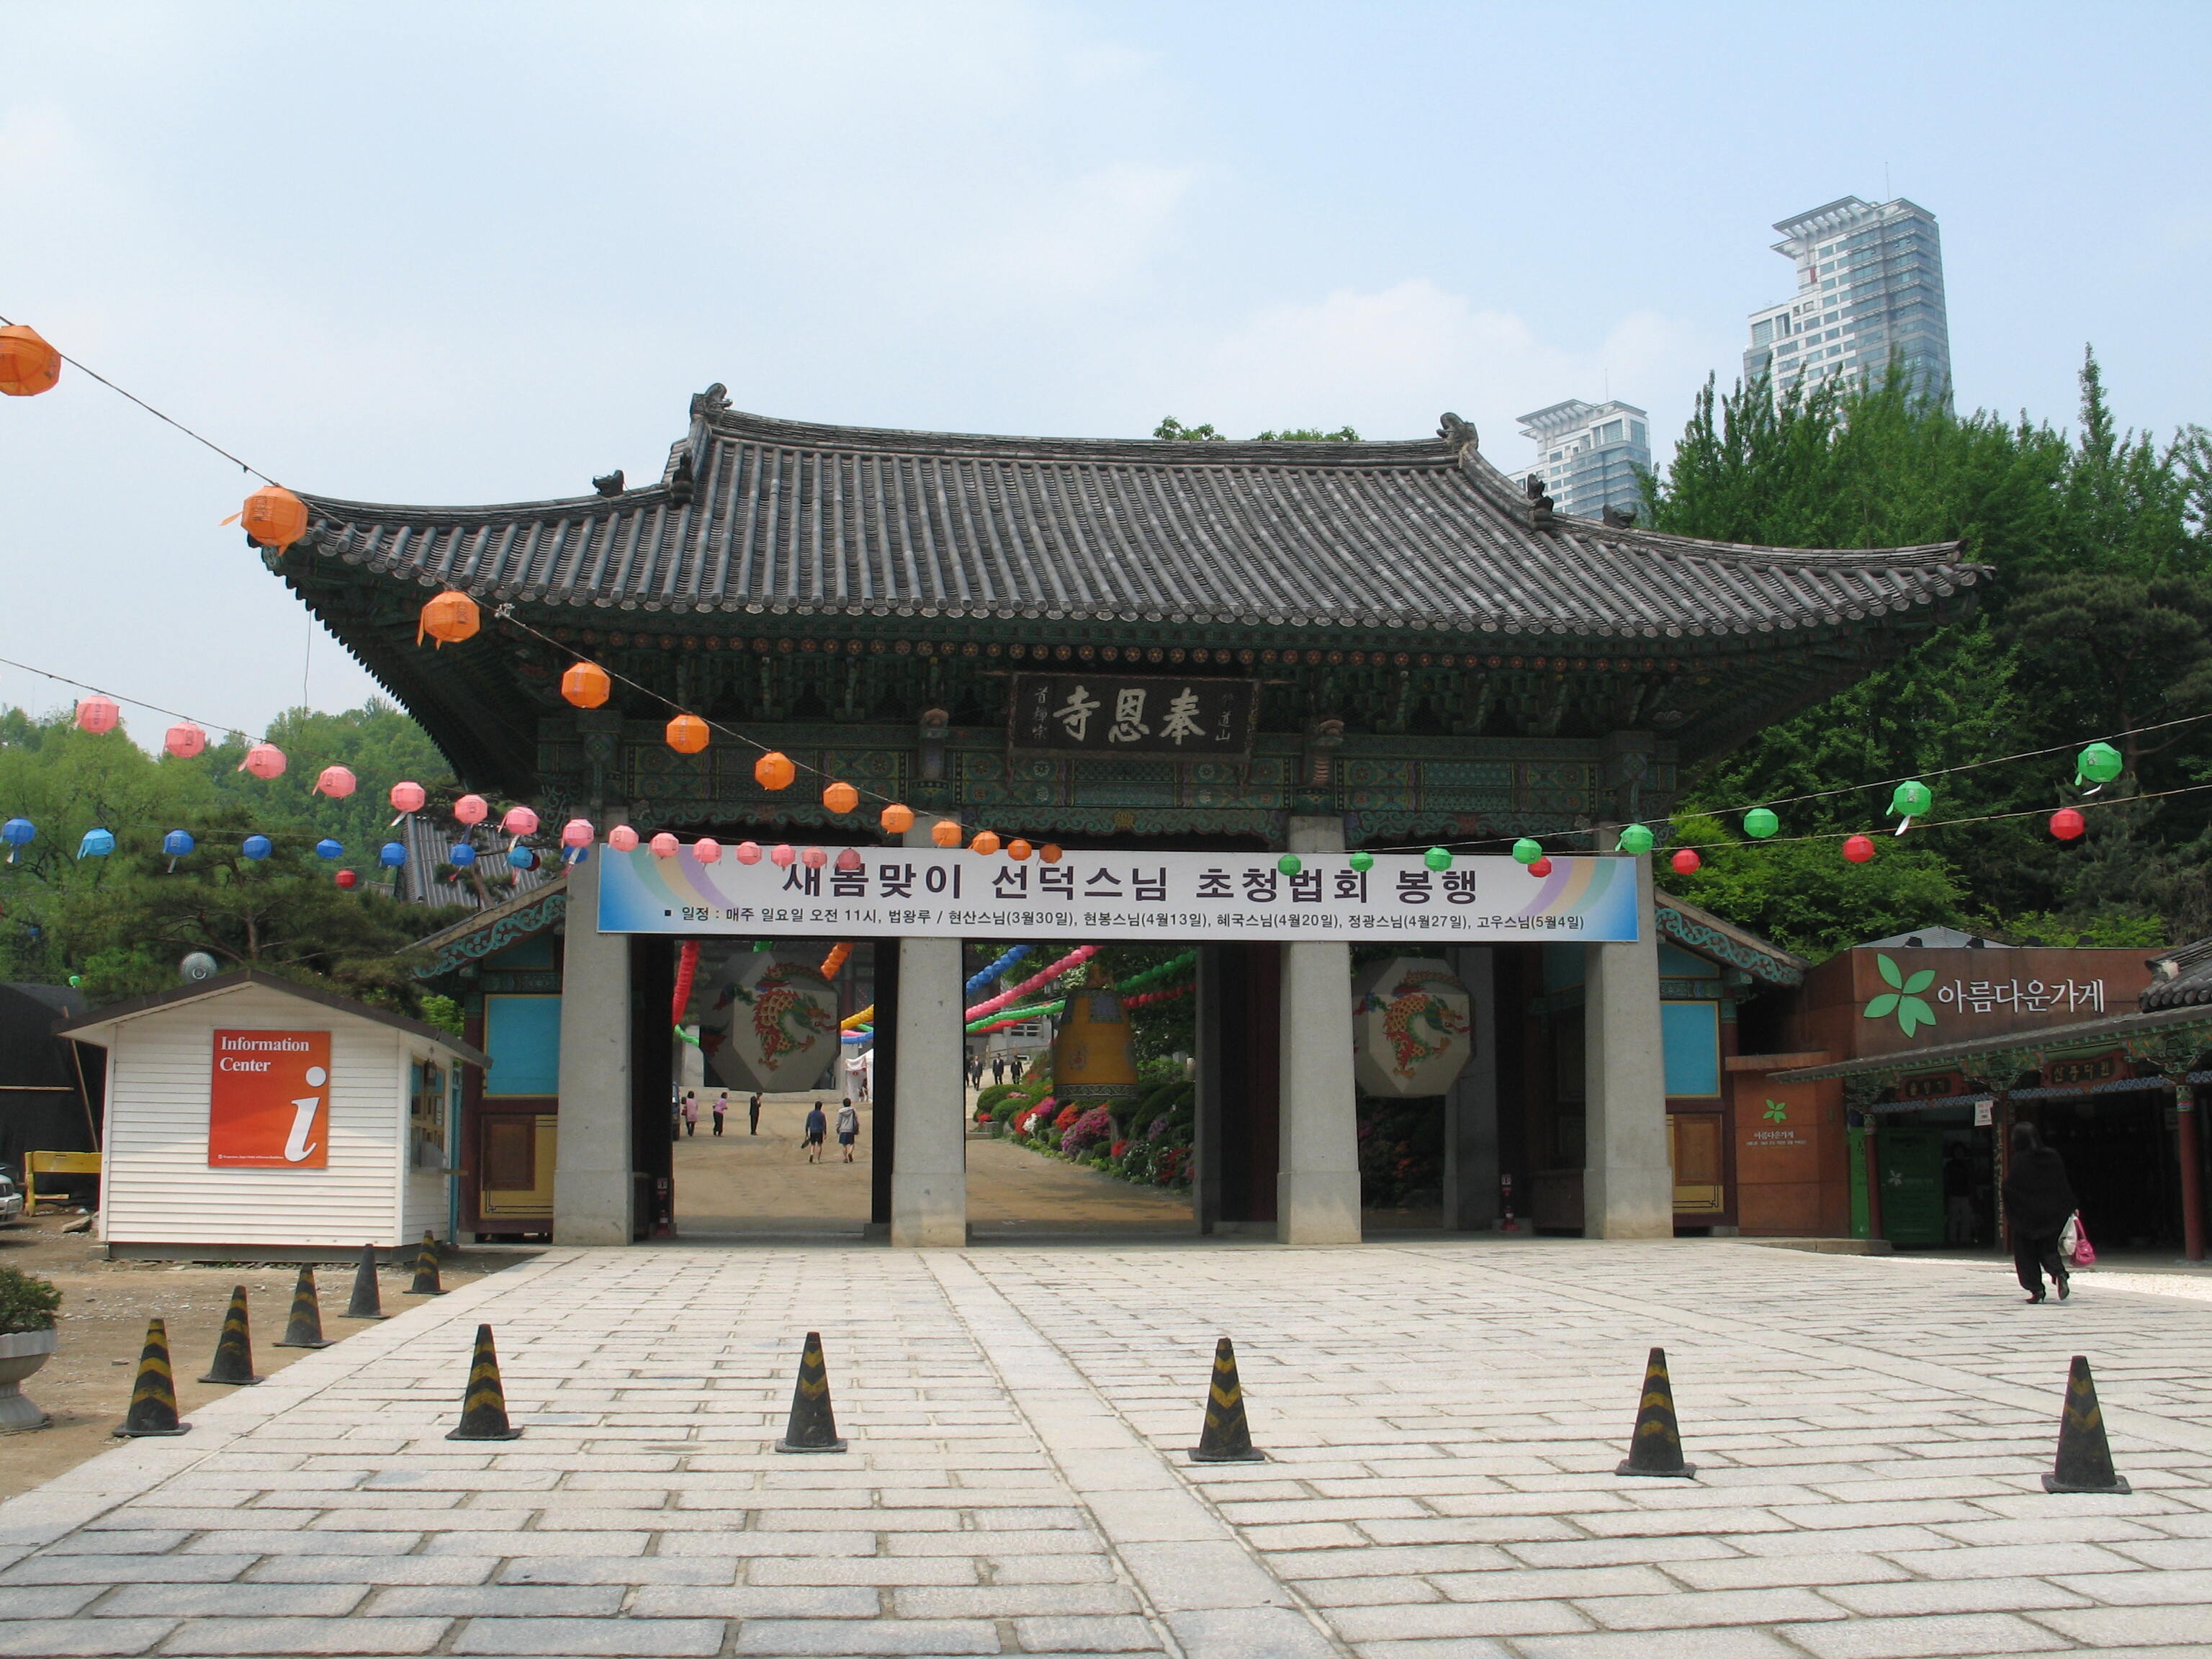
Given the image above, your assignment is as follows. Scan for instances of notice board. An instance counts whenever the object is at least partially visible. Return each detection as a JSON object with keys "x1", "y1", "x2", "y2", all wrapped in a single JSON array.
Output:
[{"x1": 209, "y1": 1029, "x2": 332, "y2": 1168}]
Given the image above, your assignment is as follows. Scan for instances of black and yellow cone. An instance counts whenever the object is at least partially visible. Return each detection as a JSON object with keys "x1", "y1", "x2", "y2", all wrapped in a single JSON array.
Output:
[
  {"x1": 113, "y1": 1318, "x2": 190, "y2": 1437},
  {"x1": 408, "y1": 1231, "x2": 443, "y2": 1296},
  {"x1": 775, "y1": 1331, "x2": 847, "y2": 1453},
  {"x1": 445, "y1": 1323, "x2": 523, "y2": 1441},
  {"x1": 2044, "y1": 1354, "x2": 2131, "y2": 1493},
  {"x1": 1616, "y1": 1346, "x2": 1696, "y2": 1478},
  {"x1": 198, "y1": 1285, "x2": 261, "y2": 1385},
  {"x1": 344, "y1": 1244, "x2": 385, "y2": 1321},
  {"x1": 274, "y1": 1265, "x2": 331, "y2": 1349},
  {"x1": 1190, "y1": 1336, "x2": 1266, "y2": 1463}
]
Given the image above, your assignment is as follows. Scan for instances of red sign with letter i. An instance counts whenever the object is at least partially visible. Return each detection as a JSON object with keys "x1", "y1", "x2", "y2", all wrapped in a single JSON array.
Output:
[{"x1": 209, "y1": 1029, "x2": 332, "y2": 1168}]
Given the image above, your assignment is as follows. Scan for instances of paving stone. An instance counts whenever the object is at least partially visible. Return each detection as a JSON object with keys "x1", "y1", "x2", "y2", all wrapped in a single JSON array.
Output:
[
  {"x1": 731, "y1": 1617, "x2": 999, "y2": 1655},
  {"x1": 363, "y1": 1586, "x2": 628, "y2": 1617},
  {"x1": 0, "y1": 1622, "x2": 178, "y2": 1658},
  {"x1": 1778, "y1": 1611, "x2": 2074, "y2": 1658},
  {"x1": 449, "y1": 1617, "x2": 724, "y2": 1655},
  {"x1": 148, "y1": 1617, "x2": 451, "y2": 1655},
  {"x1": 1161, "y1": 1606, "x2": 1343, "y2": 1659},
  {"x1": 1010, "y1": 1614, "x2": 1163, "y2": 1652},
  {"x1": 0, "y1": 1588, "x2": 104, "y2": 1621},
  {"x1": 1514, "y1": 1630, "x2": 1804, "y2": 1659},
  {"x1": 2032, "y1": 1605, "x2": 2212, "y2": 1645},
  {"x1": 1, "y1": 1557, "x2": 255, "y2": 1586},
  {"x1": 1326, "y1": 1599, "x2": 1595, "y2": 1641},
  {"x1": 96, "y1": 1585, "x2": 369, "y2": 1619},
  {"x1": 629, "y1": 1586, "x2": 880, "y2": 1618}
]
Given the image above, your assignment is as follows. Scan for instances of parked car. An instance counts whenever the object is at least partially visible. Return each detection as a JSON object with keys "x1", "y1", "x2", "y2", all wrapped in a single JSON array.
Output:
[{"x1": 0, "y1": 1167, "x2": 22, "y2": 1225}]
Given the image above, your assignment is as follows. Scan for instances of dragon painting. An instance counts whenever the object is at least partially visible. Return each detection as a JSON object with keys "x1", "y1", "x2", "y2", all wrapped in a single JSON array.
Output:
[{"x1": 1358, "y1": 967, "x2": 1471, "y2": 1078}]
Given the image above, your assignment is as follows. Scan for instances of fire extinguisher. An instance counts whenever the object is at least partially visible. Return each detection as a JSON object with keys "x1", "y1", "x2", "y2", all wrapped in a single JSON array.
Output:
[{"x1": 1498, "y1": 1171, "x2": 1519, "y2": 1232}]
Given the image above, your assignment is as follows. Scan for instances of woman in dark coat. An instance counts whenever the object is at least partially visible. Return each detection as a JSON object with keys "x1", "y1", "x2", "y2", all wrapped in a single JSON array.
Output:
[{"x1": 2001, "y1": 1121, "x2": 2077, "y2": 1303}]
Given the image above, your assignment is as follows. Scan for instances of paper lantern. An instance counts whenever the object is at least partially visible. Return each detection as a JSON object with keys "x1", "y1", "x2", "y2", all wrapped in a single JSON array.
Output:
[
  {"x1": 835, "y1": 848, "x2": 863, "y2": 873},
  {"x1": 802, "y1": 845, "x2": 828, "y2": 869},
  {"x1": 1353, "y1": 957, "x2": 1475, "y2": 1097},
  {"x1": 449, "y1": 844, "x2": 477, "y2": 868},
  {"x1": 1743, "y1": 806, "x2": 1779, "y2": 840},
  {"x1": 2077, "y1": 741, "x2": 2123, "y2": 787},
  {"x1": 931, "y1": 819, "x2": 961, "y2": 848},
  {"x1": 241, "y1": 835, "x2": 272, "y2": 860},
  {"x1": 390, "y1": 780, "x2": 427, "y2": 814},
  {"x1": 453, "y1": 793, "x2": 488, "y2": 825},
  {"x1": 561, "y1": 661, "x2": 612, "y2": 709},
  {"x1": 1424, "y1": 846, "x2": 1452, "y2": 871},
  {"x1": 649, "y1": 832, "x2": 678, "y2": 858},
  {"x1": 666, "y1": 713, "x2": 709, "y2": 755},
  {"x1": 163, "y1": 722, "x2": 207, "y2": 759},
  {"x1": 379, "y1": 842, "x2": 408, "y2": 868},
  {"x1": 735, "y1": 841, "x2": 762, "y2": 865},
  {"x1": 1528, "y1": 856, "x2": 1553, "y2": 878},
  {"x1": 1615, "y1": 824, "x2": 1654, "y2": 855},
  {"x1": 315, "y1": 838, "x2": 343, "y2": 860},
  {"x1": 1842, "y1": 835, "x2": 1876, "y2": 864},
  {"x1": 880, "y1": 803, "x2": 914, "y2": 835},
  {"x1": 74, "y1": 696, "x2": 120, "y2": 735},
  {"x1": 506, "y1": 845, "x2": 536, "y2": 870},
  {"x1": 335, "y1": 868, "x2": 359, "y2": 889},
  {"x1": 1511, "y1": 837, "x2": 1542, "y2": 865},
  {"x1": 501, "y1": 805, "x2": 539, "y2": 837},
  {"x1": 822, "y1": 781, "x2": 859, "y2": 815},
  {"x1": 770, "y1": 842, "x2": 796, "y2": 867},
  {"x1": 1889, "y1": 780, "x2": 1933, "y2": 825},
  {"x1": 701, "y1": 955, "x2": 841, "y2": 1092},
  {"x1": 561, "y1": 818, "x2": 594, "y2": 849},
  {"x1": 162, "y1": 830, "x2": 195, "y2": 859},
  {"x1": 754, "y1": 750, "x2": 795, "y2": 791},
  {"x1": 0, "y1": 324, "x2": 62, "y2": 397},
  {"x1": 1670, "y1": 848, "x2": 1701, "y2": 875},
  {"x1": 1007, "y1": 838, "x2": 1032, "y2": 860},
  {"x1": 695, "y1": 837, "x2": 724, "y2": 864},
  {"x1": 1040, "y1": 844, "x2": 1064, "y2": 863},
  {"x1": 313, "y1": 765, "x2": 356, "y2": 799},
  {"x1": 2050, "y1": 807, "x2": 2086, "y2": 842},
  {"x1": 240, "y1": 743, "x2": 286, "y2": 780},
  {"x1": 1277, "y1": 853, "x2": 1302, "y2": 876},
  {"x1": 608, "y1": 825, "x2": 639, "y2": 852},
  {"x1": 417, "y1": 589, "x2": 480, "y2": 647},
  {"x1": 3, "y1": 817, "x2": 35, "y2": 861},
  {"x1": 240, "y1": 485, "x2": 310, "y2": 550},
  {"x1": 77, "y1": 828, "x2": 115, "y2": 859},
  {"x1": 970, "y1": 830, "x2": 1000, "y2": 856},
  {"x1": 1349, "y1": 849, "x2": 1374, "y2": 873}
]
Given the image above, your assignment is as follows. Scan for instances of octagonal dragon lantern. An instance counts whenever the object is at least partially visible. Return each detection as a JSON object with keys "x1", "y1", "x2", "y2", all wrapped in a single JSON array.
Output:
[
  {"x1": 703, "y1": 953, "x2": 843, "y2": 1094},
  {"x1": 1351, "y1": 956, "x2": 1475, "y2": 1098}
]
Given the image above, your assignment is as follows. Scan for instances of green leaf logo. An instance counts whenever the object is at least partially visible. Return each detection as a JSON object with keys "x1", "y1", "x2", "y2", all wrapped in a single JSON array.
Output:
[
  {"x1": 1864, "y1": 955, "x2": 1938, "y2": 1037},
  {"x1": 1763, "y1": 1099, "x2": 1789, "y2": 1123}
]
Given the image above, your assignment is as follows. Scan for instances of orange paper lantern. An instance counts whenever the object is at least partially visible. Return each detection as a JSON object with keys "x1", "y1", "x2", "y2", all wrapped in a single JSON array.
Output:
[
  {"x1": 880, "y1": 803, "x2": 914, "y2": 835},
  {"x1": 754, "y1": 750, "x2": 795, "y2": 791},
  {"x1": 1040, "y1": 844, "x2": 1064, "y2": 863},
  {"x1": 561, "y1": 661, "x2": 611, "y2": 709},
  {"x1": 0, "y1": 324, "x2": 62, "y2": 397},
  {"x1": 418, "y1": 589, "x2": 480, "y2": 647},
  {"x1": 239, "y1": 485, "x2": 310, "y2": 549},
  {"x1": 822, "y1": 781, "x2": 859, "y2": 815},
  {"x1": 1007, "y1": 839, "x2": 1032, "y2": 860},
  {"x1": 930, "y1": 819, "x2": 962, "y2": 848},
  {"x1": 665, "y1": 713, "x2": 709, "y2": 755},
  {"x1": 970, "y1": 830, "x2": 1001, "y2": 856}
]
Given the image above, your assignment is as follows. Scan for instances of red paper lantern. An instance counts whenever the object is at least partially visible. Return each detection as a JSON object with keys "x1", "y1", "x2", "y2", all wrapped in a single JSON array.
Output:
[
  {"x1": 562, "y1": 661, "x2": 612, "y2": 709},
  {"x1": 666, "y1": 713, "x2": 709, "y2": 755},
  {"x1": 770, "y1": 843, "x2": 797, "y2": 867},
  {"x1": 74, "y1": 696, "x2": 120, "y2": 735},
  {"x1": 390, "y1": 780, "x2": 427, "y2": 814},
  {"x1": 313, "y1": 765, "x2": 356, "y2": 799},
  {"x1": 0, "y1": 324, "x2": 62, "y2": 397},
  {"x1": 694, "y1": 837, "x2": 723, "y2": 863},
  {"x1": 501, "y1": 806, "x2": 539, "y2": 838},
  {"x1": 2050, "y1": 807, "x2": 2086, "y2": 842},
  {"x1": 835, "y1": 848, "x2": 863, "y2": 873},
  {"x1": 608, "y1": 825, "x2": 639, "y2": 852},
  {"x1": 1843, "y1": 835, "x2": 1876, "y2": 864},
  {"x1": 649, "y1": 832, "x2": 678, "y2": 858},
  {"x1": 240, "y1": 742, "x2": 287, "y2": 780},
  {"x1": 802, "y1": 845, "x2": 828, "y2": 869},
  {"x1": 1528, "y1": 856, "x2": 1553, "y2": 878},
  {"x1": 735, "y1": 841, "x2": 762, "y2": 864},
  {"x1": 1670, "y1": 848, "x2": 1701, "y2": 875},
  {"x1": 417, "y1": 590, "x2": 480, "y2": 647},
  {"x1": 454, "y1": 793, "x2": 488, "y2": 825},
  {"x1": 334, "y1": 868, "x2": 359, "y2": 889},
  {"x1": 754, "y1": 750, "x2": 796, "y2": 791},
  {"x1": 163, "y1": 721, "x2": 206, "y2": 758}
]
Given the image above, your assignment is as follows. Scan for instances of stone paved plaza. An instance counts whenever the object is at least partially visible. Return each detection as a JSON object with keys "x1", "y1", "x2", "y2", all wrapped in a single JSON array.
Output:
[{"x1": 4, "y1": 1241, "x2": 2211, "y2": 1659}]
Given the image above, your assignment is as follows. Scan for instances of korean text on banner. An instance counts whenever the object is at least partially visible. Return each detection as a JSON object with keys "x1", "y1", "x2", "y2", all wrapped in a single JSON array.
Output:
[{"x1": 210, "y1": 1030, "x2": 333, "y2": 1169}]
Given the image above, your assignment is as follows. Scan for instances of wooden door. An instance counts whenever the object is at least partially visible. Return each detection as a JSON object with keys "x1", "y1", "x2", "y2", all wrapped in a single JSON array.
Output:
[
  {"x1": 1668, "y1": 1112, "x2": 1726, "y2": 1215},
  {"x1": 479, "y1": 1114, "x2": 556, "y2": 1220}
]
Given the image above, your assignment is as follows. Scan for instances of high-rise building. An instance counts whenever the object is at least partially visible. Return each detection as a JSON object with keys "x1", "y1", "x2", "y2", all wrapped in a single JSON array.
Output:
[
  {"x1": 1743, "y1": 196, "x2": 1951, "y2": 405},
  {"x1": 1508, "y1": 399, "x2": 1651, "y2": 521}
]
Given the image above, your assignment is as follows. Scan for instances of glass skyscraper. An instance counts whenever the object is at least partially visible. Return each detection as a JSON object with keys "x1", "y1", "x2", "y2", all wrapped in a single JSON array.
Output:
[
  {"x1": 1508, "y1": 400, "x2": 1652, "y2": 521},
  {"x1": 1743, "y1": 197, "x2": 1951, "y2": 406}
]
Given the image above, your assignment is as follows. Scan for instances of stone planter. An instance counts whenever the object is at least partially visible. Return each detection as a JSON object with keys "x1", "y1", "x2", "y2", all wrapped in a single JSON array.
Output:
[{"x1": 0, "y1": 1327, "x2": 58, "y2": 1431}]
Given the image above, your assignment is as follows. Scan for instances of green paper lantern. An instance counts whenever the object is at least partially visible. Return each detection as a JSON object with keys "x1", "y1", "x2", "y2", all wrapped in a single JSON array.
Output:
[
  {"x1": 1349, "y1": 850, "x2": 1375, "y2": 873},
  {"x1": 1616, "y1": 824, "x2": 1655, "y2": 855},
  {"x1": 1743, "y1": 807, "x2": 1779, "y2": 840},
  {"x1": 1424, "y1": 846, "x2": 1452, "y2": 871},
  {"x1": 1511, "y1": 837, "x2": 1544, "y2": 865},
  {"x1": 1277, "y1": 853, "x2": 1302, "y2": 876},
  {"x1": 2077, "y1": 742, "x2": 2123, "y2": 786},
  {"x1": 1889, "y1": 780, "x2": 1933, "y2": 819}
]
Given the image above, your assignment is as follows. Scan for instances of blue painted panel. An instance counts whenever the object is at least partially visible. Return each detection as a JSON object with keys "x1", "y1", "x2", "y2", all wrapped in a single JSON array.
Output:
[
  {"x1": 487, "y1": 935, "x2": 554, "y2": 969},
  {"x1": 1659, "y1": 943, "x2": 1720, "y2": 979},
  {"x1": 1662, "y1": 1000, "x2": 1721, "y2": 1098},
  {"x1": 484, "y1": 994, "x2": 562, "y2": 1097}
]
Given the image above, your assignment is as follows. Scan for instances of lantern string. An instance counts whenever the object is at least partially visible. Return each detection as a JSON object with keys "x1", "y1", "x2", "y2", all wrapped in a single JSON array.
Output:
[
  {"x1": 0, "y1": 310, "x2": 275, "y2": 484},
  {"x1": 0, "y1": 652, "x2": 254, "y2": 742}
]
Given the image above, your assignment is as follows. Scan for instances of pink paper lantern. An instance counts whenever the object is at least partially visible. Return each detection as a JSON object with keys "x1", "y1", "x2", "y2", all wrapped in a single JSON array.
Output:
[
  {"x1": 801, "y1": 845, "x2": 827, "y2": 869},
  {"x1": 163, "y1": 722, "x2": 207, "y2": 759},
  {"x1": 734, "y1": 841, "x2": 762, "y2": 865},
  {"x1": 73, "y1": 696, "x2": 120, "y2": 735},
  {"x1": 389, "y1": 780, "x2": 427, "y2": 814},
  {"x1": 313, "y1": 765, "x2": 357, "y2": 799},
  {"x1": 770, "y1": 843, "x2": 797, "y2": 868},
  {"x1": 240, "y1": 742, "x2": 287, "y2": 779},
  {"x1": 649, "y1": 832, "x2": 679, "y2": 858},
  {"x1": 561, "y1": 818, "x2": 594, "y2": 849},
  {"x1": 693, "y1": 837, "x2": 723, "y2": 864},
  {"x1": 453, "y1": 794, "x2": 488, "y2": 826},
  {"x1": 608, "y1": 825, "x2": 639, "y2": 852},
  {"x1": 502, "y1": 805, "x2": 540, "y2": 837},
  {"x1": 835, "y1": 848, "x2": 863, "y2": 873}
]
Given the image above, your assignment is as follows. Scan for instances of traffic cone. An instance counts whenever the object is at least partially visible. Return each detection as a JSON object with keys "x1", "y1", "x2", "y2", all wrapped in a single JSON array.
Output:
[
  {"x1": 445, "y1": 1323, "x2": 522, "y2": 1441},
  {"x1": 113, "y1": 1318, "x2": 190, "y2": 1437},
  {"x1": 198, "y1": 1285, "x2": 261, "y2": 1385},
  {"x1": 2044, "y1": 1355, "x2": 2131, "y2": 1493},
  {"x1": 1190, "y1": 1336, "x2": 1267, "y2": 1462},
  {"x1": 344, "y1": 1244, "x2": 386, "y2": 1321},
  {"x1": 775, "y1": 1331, "x2": 847, "y2": 1453},
  {"x1": 274, "y1": 1265, "x2": 331, "y2": 1349},
  {"x1": 408, "y1": 1231, "x2": 443, "y2": 1295},
  {"x1": 1616, "y1": 1346, "x2": 1696, "y2": 1478}
]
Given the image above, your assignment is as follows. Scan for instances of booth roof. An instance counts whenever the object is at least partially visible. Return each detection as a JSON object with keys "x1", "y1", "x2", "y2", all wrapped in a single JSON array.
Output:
[{"x1": 56, "y1": 968, "x2": 491, "y2": 1069}]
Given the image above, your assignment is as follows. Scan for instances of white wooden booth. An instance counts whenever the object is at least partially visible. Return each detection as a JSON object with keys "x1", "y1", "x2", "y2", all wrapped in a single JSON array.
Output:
[{"x1": 58, "y1": 969, "x2": 487, "y2": 1259}]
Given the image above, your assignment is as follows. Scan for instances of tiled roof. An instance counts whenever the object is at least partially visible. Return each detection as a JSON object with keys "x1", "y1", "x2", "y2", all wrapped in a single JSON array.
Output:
[
  {"x1": 297, "y1": 395, "x2": 1982, "y2": 644},
  {"x1": 2143, "y1": 938, "x2": 2212, "y2": 1010}
]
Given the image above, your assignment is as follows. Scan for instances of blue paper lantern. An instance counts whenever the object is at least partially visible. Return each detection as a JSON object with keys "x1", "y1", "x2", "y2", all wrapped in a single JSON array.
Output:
[
  {"x1": 242, "y1": 835, "x2": 273, "y2": 860},
  {"x1": 76, "y1": 827, "x2": 115, "y2": 859},
  {"x1": 3, "y1": 817, "x2": 35, "y2": 863},
  {"x1": 449, "y1": 843, "x2": 477, "y2": 868},
  {"x1": 506, "y1": 844, "x2": 537, "y2": 870},
  {"x1": 378, "y1": 841, "x2": 408, "y2": 868},
  {"x1": 161, "y1": 830, "x2": 195, "y2": 858},
  {"x1": 315, "y1": 837, "x2": 343, "y2": 860}
]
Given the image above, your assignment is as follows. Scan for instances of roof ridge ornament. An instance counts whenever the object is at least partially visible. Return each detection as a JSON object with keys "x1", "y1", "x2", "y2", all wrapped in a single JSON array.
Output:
[
  {"x1": 690, "y1": 382, "x2": 731, "y2": 421},
  {"x1": 1437, "y1": 412, "x2": 1478, "y2": 452}
]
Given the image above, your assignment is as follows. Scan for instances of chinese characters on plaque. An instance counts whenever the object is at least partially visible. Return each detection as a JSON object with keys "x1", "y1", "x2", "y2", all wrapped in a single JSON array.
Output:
[{"x1": 1007, "y1": 673, "x2": 1258, "y2": 757}]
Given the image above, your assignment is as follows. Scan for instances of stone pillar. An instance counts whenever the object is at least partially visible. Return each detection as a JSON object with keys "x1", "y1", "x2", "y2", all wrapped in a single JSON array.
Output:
[
  {"x1": 1442, "y1": 945, "x2": 1499, "y2": 1231},
  {"x1": 1581, "y1": 836, "x2": 1672, "y2": 1238},
  {"x1": 554, "y1": 854, "x2": 635, "y2": 1246},
  {"x1": 891, "y1": 820, "x2": 966, "y2": 1246},
  {"x1": 1276, "y1": 815, "x2": 1361, "y2": 1244},
  {"x1": 1193, "y1": 945, "x2": 1224, "y2": 1236}
]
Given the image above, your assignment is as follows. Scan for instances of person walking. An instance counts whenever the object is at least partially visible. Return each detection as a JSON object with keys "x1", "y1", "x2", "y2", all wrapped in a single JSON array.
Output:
[
  {"x1": 680, "y1": 1091, "x2": 700, "y2": 1138},
  {"x1": 1942, "y1": 1142, "x2": 1974, "y2": 1245},
  {"x1": 803, "y1": 1100, "x2": 828, "y2": 1164},
  {"x1": 992, "y1": 1055, "x2": 1005, "y2": 1087},
  {"x1": 2002, "y1": 1121, "x2": 2077, "y2": 1303},
  {"x1": 711, "y1": 1090, "x2": 728, "y2": 1136},
  {"x1": 748, "y1": 1091, "x2": 763, "y2": 1135},
  {"x1": 835, "y1": 1097, "x2": 860, "y2": 1163}
]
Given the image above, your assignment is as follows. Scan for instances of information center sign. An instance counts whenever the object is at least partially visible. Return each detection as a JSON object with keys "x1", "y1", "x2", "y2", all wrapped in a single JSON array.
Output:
[{"x1": 598, "y1": 848, "x2": 1640, "y2": 943}]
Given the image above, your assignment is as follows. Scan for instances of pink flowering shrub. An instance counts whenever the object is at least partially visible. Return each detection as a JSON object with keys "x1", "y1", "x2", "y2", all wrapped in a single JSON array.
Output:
[{"x1": 1061, "y1": 1106, "x2": 1114, "y2": 1158}]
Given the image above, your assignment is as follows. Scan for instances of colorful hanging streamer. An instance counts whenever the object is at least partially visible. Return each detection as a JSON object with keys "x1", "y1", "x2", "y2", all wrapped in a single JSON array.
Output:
[
  {"x1": 964, "y1": 945, "x2": 1098, "y2": 1022},
  {"x1": 964, "y1": 943, "x2": 1033, "y2": 995}
]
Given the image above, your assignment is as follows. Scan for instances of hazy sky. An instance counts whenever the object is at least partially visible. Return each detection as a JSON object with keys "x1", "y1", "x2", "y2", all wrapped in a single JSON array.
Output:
[{"x1": 4, "y1": 2, "x2": 2207, "y2": 742}]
